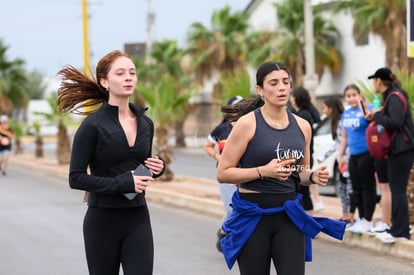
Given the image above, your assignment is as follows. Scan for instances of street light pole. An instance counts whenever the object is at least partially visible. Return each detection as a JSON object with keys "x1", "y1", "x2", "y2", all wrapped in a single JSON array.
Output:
[
  {"x1": 82, "y1": 0, "x2": 91, "y2": 76},
  {"x1": 303, "y1": 0, "x2": 318, "y2": 95},
  {"x1": 146, "y1": 0, "x2": 155, "y2": 64}
]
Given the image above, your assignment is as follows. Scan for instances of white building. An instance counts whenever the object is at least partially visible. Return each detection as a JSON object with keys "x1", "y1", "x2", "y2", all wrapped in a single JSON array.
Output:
[{"x1": 245, "y1": 0, "x2": 386, "y2": 97}]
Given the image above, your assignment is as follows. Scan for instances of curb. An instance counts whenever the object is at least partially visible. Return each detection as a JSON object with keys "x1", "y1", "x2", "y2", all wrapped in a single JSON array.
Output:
[
  {"x1": 9, "y1": 155, "x2": 414, "y2": 262},
  {"x1": 146, "y1": 188, "x2": 225, "y2": 217},
  {"x1": 341, "y1": 231, "x2": 414, "y2": 260}
]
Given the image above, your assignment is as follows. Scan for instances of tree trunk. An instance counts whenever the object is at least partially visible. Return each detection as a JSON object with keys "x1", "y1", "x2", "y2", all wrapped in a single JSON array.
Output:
[
  {"x1": 56, "y1": 124, "x2": 71, "y2": 165},
  {"x1": 155, "y1": 126, "x2": 174, "y2": 181},
  {"x1": 35, "y1": 136, "x2": 43, "y2": 158},
  {"x1": 408, "y1": 164, "x2": 414, "y2": 225},
  {"x1": 14, "y1": 138, "x2": 23, "y2": 155},
  {"x1": 174, "y1": 121, "x2": 186, "y2": 148}
]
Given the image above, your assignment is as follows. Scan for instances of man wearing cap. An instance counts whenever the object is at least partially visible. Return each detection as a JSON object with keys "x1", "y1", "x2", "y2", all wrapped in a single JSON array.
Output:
[{"x1": 0, "y1": 115, "x2": 13, "y2": 175}]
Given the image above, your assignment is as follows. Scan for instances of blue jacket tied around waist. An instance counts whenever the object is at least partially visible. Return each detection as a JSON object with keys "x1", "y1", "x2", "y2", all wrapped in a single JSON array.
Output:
[{"x1": 220, "y1": 191, "x2": 346, "y2": 269}]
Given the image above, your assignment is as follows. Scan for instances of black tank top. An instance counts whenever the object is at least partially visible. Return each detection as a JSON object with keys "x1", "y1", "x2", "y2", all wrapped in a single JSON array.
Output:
[{"x1": 239, "y1": 109, "x2": 305, "y2": 194}]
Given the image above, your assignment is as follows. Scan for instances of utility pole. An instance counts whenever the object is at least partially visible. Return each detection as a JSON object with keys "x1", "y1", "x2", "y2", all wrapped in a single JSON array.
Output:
[
  {"x1": 303, "y1": 0, "x2": 318, "y2": 96},
  {"x1": 82, "y1": 0, "x2": 91, "y2": 76},
  {"x1": 146, "y1": 0, "x2": 155, "y2": 64}
]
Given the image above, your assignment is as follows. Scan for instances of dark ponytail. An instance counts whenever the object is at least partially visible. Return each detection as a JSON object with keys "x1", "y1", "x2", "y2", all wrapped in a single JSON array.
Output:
[{"x1": 221, "y1": 94, "x2": 264, "y2": 122}]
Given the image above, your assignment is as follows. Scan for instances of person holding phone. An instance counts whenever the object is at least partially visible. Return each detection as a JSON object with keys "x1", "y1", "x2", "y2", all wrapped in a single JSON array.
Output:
[
  {"x1": 365, "y1": 67, "x2": 414, "y2": 243},
  {"x1": 56, "y1": 50, "x2": 165, "y2": 275},
  {"x1": 338, "y1": 84, "x2": 377, "y2": 234}
]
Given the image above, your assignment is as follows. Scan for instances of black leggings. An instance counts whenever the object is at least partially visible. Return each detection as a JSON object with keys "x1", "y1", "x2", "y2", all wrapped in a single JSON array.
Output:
[
  {"x1": 348, "y1": 152, "x2": 377, "y2": 221},
  {"x1": 83, "y1": 205, "x2": 153, "y2": 275},
  {"x1": 388, "y1": 150, "x2": 414, "y2": 238},
  {"x1": 238, "y1": 192, "x2": 305, "y2": 275}
]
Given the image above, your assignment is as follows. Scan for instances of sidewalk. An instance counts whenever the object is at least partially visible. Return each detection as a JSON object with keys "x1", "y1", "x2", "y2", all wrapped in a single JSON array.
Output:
[{"x1": 9, "y1": 152, "x2": 414, "y2": 261}]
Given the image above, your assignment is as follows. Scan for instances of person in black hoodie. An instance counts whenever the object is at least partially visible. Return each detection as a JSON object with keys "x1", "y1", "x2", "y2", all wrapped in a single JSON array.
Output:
[
  {"x1": 57, "y1": 50, "x2": 165, "y2": 275},
  {"x1": 289, "y1": 87, "x2": 323, "y2": 212},
  {"x1": 365, "y1": 67, "x2": 414, "y2": 243}
]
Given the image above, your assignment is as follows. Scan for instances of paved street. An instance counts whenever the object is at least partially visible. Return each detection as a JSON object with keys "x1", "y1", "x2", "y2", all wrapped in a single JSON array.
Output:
[{"x1": 1, "y1": 153, "x2": 414, "y2": 274}]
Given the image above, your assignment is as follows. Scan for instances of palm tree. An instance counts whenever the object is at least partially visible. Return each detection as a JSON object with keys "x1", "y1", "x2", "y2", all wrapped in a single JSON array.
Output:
[
  {"x1": 149, "y1": 40, "x2": 195, "y2": 148},
  {"x1": 215, "y1": 68, "x2": 252, "y2": 106},
  {"x1": 332, "y1": 0, "x2": 414, "y2": 72},
  {"x1": 186, "y1": 5, "x2": 250, "y2": 85},
  {"x1": 0, "y1": 40, "x2": 29, "y2": 115},
  {"x1": 34, "y1": 94, "x2": 74, "y2": 164},
  {"x1": 31, "y1": 121, "x2": 44, "y2": 158},
  {"x1": 245, "y1": 30, "x2": 278, "y2": 68},
  {"x1": 270, "y1": 0, "x2": 343, "y2": 86},
  {"x1": 8, "y1": 119, "x2": 24, "y2": 154},
  {"x1": 132, "y1": 40, "x2": 195, "y2": 181},
  {"x1": 359, "y1": 71, "x2": 414, "y2": 224},
  {"x1": 185, "y1": 6, "x2": 251, "y2": 139},
  {"x1": 137, "y1": 72, "x2": 194, "y2": 181}
]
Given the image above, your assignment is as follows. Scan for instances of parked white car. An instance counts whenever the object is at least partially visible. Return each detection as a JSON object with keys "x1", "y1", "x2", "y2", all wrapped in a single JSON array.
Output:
[{"x1": 312, "y1": 117, "x2": 340, "y2": 196}]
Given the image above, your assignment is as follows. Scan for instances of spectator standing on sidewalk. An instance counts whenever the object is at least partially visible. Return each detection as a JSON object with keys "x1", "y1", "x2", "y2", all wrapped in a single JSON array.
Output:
[
  {"x1": 289, "y1": 86, "x2": 323, "y2": 213},
  {"x1": 365, "y1": 67, "x2": 414, "y2": 243},
  {"x1": 317, "y1": 96, "x2": 355, "y2": 224},
  {"x1": 56, "y1": 50, "x2": 165, "y2": 275},
  {"x1": 338, "y1": 84, "x2": 377, "y2": 234},
  {"x1": 0, "y1": 115, "x2": 13, "y2": 176},
  {"x1": 368, "y1": 159, "x2": 391, "y2": 235},
  {"x1": 204, "y1": 95, "x2": 243, "y2": 252},
  {"x1": 216, "y1": 61, "x2": 345, "y2": 275}
]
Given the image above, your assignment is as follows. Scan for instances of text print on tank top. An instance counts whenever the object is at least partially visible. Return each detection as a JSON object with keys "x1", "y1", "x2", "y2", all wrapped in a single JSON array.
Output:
[{"x1": 239, "y1": 109, "x2": 305, "y2": 194}]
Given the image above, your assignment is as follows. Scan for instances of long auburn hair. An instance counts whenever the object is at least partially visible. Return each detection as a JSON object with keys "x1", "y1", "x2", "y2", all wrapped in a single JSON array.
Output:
[{"x1": 56, "y1": 50, "x2": 131, "y2": 115}]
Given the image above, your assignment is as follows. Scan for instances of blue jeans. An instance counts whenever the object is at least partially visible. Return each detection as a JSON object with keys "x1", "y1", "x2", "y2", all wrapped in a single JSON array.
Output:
[{"x1": 218, "y1": 183, "x2": 237, "y2": 224}]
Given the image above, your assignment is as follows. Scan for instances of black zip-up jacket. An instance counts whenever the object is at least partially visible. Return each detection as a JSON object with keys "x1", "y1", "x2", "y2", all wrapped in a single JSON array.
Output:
[
  {"x1": 373, "y1": 87, "x2": 414, "y2": 155},
  {"x1": 69, "y1": 102, "x2": 160, "y2": 208}
]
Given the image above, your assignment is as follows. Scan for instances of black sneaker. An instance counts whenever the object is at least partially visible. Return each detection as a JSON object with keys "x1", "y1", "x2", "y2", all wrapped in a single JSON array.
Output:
[{"x1": 216, "y1": 229, "x2": 225, "y2": 253}]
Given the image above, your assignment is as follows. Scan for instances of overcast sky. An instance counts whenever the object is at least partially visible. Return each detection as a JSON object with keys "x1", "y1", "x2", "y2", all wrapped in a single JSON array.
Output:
[{"x1": 0, "y1": 0, "x2": 251, "y2": 77}]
